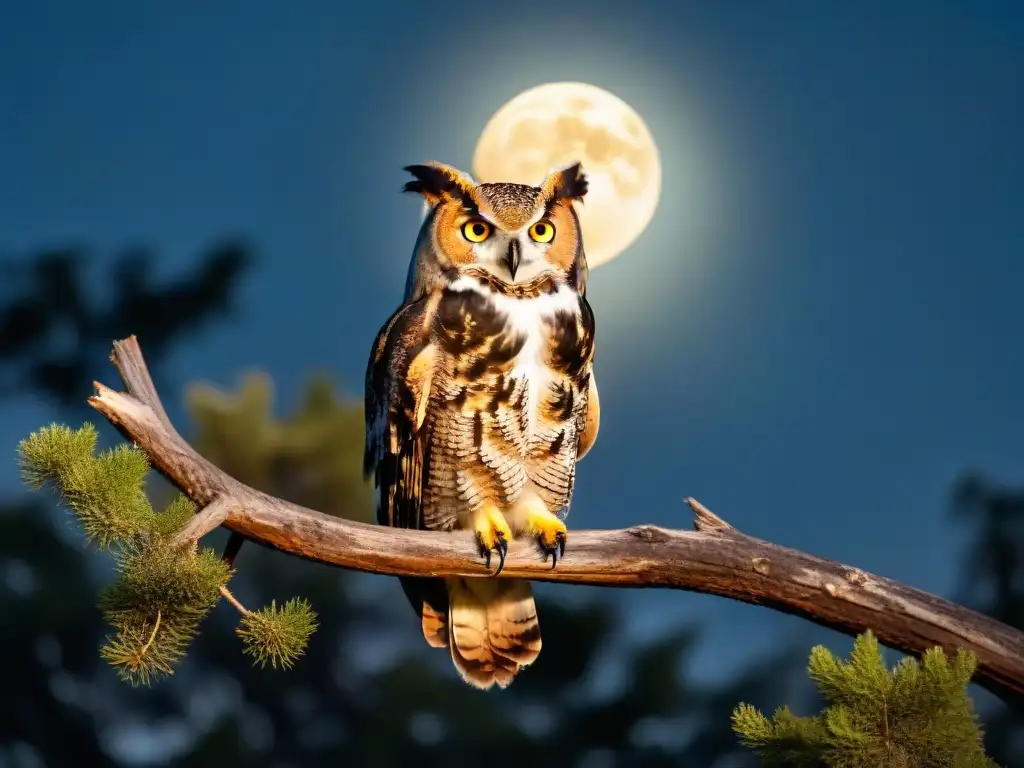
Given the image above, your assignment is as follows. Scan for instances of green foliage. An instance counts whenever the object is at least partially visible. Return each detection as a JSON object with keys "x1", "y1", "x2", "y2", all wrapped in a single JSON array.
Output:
[
  {"x1": 186, "y1": 371, "x2": 372, "y2": 521},
  {"x1": 732, "y1": 630, "x2": 998, "y2": 767},
  {"x1": 19, "y1": 423, "x2": 154, "y2": 547},
  {"x1": 16, "y1": 422, "x2": 318, "y2": 685},
  {"x1": 152, "y1": 493, "x2": 201, "y2": 537},
  {"x1": 236, "y1": 597, "x2": 318, "y2": 669},
  {"x1": 98, "y1": 539, "x2": 230, "y2": 685}
]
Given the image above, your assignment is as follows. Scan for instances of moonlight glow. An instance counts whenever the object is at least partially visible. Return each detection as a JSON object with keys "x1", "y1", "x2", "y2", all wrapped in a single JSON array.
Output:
[{"x1": 472, "y1": 82, "x2": 661, "y2": 270}]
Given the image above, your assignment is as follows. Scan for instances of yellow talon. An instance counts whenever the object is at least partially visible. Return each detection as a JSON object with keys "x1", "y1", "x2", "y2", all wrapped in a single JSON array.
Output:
[
  {"x1": 519, "y1": 496, "x2": 568, "y2": 567},
  {"x1": 473, "y1": 503, "x2": 512, "y2": 575}
]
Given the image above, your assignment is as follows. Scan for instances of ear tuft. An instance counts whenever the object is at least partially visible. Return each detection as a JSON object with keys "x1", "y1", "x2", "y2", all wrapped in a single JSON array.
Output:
[
  {"x1": 541, "y1": 162, "x2": 588, "y2": 204},
  {"x1": 402, "y1": 163, "x2": 476, "y2": 205}
]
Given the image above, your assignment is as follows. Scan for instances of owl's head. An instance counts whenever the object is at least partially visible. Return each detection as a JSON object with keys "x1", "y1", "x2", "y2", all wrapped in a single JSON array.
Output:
[{"x1": 401, "y1": 161, "x2": 589, "y2": 300}]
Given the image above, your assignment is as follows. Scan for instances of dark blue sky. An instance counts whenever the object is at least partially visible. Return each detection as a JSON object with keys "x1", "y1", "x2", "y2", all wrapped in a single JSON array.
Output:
[{"x1": 3, "y1": 0, "x2": 1023, "y2": 690}]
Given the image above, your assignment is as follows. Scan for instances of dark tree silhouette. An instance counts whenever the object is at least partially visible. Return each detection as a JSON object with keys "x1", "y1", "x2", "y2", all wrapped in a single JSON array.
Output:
[
  {"x1": 0, "y1": 240, "x2": 249, "y2": 407},
  {"x1": 952, "y1": 473, "x2": 1024, "y2": 765}
]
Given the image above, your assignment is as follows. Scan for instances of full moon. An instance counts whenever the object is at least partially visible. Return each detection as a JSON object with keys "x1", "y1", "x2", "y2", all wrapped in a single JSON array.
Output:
[{"x1": 472, "y1": 82, "x2": 661, "y2": 270}]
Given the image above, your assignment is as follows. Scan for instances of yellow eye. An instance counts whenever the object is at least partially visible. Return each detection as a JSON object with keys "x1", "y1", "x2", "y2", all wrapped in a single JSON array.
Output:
[
  {"x1": 461, "y1": 219, "x2": 491, "y2": 243},
  {"x1": 528, "y1": 220, "x2": 555, "y2": 243}
]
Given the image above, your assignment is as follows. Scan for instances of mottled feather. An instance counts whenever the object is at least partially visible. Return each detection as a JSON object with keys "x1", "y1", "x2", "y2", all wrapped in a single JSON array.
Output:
[{"x1": 365, "y1": 160, "x2": 598, "y2": 690}]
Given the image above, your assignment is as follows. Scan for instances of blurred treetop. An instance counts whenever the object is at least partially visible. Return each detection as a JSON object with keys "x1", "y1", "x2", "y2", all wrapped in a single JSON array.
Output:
[{"x1": 185, "y1": 371, "x2": 371, "y2": 522}]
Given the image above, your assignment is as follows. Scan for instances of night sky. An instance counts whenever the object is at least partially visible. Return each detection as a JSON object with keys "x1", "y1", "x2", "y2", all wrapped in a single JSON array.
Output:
[{"x1": 3, "y1": 0, "x2": 1022, "y2": 691}]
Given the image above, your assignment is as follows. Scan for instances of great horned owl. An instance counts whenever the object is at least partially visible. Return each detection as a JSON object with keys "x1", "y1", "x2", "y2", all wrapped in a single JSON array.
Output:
[{"x1": 363, "y1": 161, "x2": 600, "y2": 690}]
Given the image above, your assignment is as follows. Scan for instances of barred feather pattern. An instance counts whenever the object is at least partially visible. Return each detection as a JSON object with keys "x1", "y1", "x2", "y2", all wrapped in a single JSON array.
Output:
[{"x1": 364, "y1": 268, "x2": 595, "y2": 689}]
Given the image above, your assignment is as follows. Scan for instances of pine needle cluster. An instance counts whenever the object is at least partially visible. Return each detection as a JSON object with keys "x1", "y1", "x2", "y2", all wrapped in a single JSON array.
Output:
[
  {"x1": 236, "y1": 598, "x2": 318, "y2": 669},
  {"x1": 18, "y1": 422, "x2": 319, "y2": 685},
  {"x1": 732, "y1": 630, "x2": 998, "y2": 767}
]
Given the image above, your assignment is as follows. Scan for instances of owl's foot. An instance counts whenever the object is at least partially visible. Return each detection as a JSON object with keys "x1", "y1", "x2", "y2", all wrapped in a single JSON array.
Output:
[
  {"x1": 473, "y1": 503, "x2": 512, "y2": 576},
  {"x1": 520, "y1": 499, "x2": 568, "y2": 568}
]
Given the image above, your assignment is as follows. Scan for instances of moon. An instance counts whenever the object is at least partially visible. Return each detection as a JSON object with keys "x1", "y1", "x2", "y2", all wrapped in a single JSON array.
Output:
[{"x1": 472, "y1": 82, "x2": 661, "y2": 270}]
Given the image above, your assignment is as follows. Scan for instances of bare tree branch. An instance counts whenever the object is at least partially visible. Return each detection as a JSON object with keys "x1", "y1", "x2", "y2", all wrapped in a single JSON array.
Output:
[
  {"x1": 172, "y1": 495, "x2": 233, "y2": 548},
  {"x1": 88, "y1": 336, "x2": 1024, "y2": 702}
]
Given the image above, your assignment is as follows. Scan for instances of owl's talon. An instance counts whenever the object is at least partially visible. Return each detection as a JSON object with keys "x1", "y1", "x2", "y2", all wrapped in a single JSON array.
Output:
[
  {"x1": 493, "y1": 534, "x2": 508, "y2": 576},
  {"x1": 476, "y1": 530, "x2": 508, "y2": 575},
  {"x1": 524, "y1": 508, "x2": 568, "y2": 569},
  {"x1": 539, "y1": 531, "x2": 566, "y2": 569},
  {"x1": 473, "y1": 504, "x2": 512, "y2": 576}
]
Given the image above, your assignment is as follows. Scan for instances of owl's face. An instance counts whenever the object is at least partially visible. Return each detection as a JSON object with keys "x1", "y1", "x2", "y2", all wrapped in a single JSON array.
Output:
[{"x1": 403, "y1": 162, "x2": 589, "y2": 292}]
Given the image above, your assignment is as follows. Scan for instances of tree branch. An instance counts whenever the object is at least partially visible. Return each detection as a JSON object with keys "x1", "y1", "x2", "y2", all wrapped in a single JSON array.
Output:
[
  {"x1": 88, "y1": 336, "x2": 1024, "y2": 703},
  {"x1": 172, "y1": 495, "x2": 233, "y2": 548}
]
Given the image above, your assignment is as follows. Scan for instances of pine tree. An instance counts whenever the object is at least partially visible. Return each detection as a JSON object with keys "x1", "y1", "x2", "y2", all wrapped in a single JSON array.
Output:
[
  {"x1": 732, "y1": 630, "x2": 999, "y2": 767},
  {"x1": 17, "y1": 422, "x2": 317, "y2": 685},
  {"x1": 184, "y1": 370, "x2": 371, "y2": 521}
]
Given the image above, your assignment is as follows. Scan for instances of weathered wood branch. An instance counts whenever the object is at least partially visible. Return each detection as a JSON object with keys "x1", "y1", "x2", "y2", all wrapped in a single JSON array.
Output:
[
  {"x1": 173, "y1": 495, "x2": 233, "y2": 548},
  {"x1": 88, "y1": 336, "x2": 1024, "y2": 702}
]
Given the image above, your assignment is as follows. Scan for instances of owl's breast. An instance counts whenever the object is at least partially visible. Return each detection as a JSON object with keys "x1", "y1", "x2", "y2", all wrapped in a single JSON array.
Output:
[
  {"x1": 435, "y1": 282, "x2": 528, "y2": 378},
  {"x1": 436, "y1": 276, "x2": 585, "y2": 368},
  {"x1": 434, "y1": 276, "x2": 591, "y2": 442},
  {"x1": 424, "y1": 276, "x2": 594, "y2": 513}
]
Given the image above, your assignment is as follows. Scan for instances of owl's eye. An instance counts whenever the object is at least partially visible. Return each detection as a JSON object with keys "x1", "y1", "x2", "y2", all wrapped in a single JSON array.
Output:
[
  {"x1": 528, "y1": 220, "x2": 555, "y2": 243},
  {"x1": 461, "y1": 220, "x2": 492, "y2": 243}
]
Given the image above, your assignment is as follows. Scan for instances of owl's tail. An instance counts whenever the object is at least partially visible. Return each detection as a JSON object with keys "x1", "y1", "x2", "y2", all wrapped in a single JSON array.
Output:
[{"x1": 442, "y1": 577, "x2": 542, "y2": 689}]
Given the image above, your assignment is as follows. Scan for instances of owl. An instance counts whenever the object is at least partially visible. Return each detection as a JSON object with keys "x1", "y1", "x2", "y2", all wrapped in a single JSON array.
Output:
[{"x1": 363, "y1": 160, "x2": 600, "y2": 690}]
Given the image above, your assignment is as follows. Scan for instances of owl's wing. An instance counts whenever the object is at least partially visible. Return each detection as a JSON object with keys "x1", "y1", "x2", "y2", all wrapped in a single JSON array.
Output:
[
  {"x1": 363, "y1": 296, "x2": 438, "y2": 531},
  {"x1": 576, "y1": 365, "x2": 600, "y2": 460}
]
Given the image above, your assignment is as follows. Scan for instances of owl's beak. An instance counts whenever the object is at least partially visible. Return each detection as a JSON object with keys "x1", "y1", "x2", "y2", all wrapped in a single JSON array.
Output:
[{"x1": 504, "y1": 240, "x2": 521, "y2": 280}]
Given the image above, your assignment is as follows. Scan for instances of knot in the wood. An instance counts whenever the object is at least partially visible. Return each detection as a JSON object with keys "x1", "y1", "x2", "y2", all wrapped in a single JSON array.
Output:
[
  {"x1": 751, "y1": 557, "x2": 771, "y2": 575},
  {"x1": 844, "y1": 568, "x2": 867, "y2": 586},
  {"x1": 626, "y1": 525, "x2": 671, "y2": 544}
]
